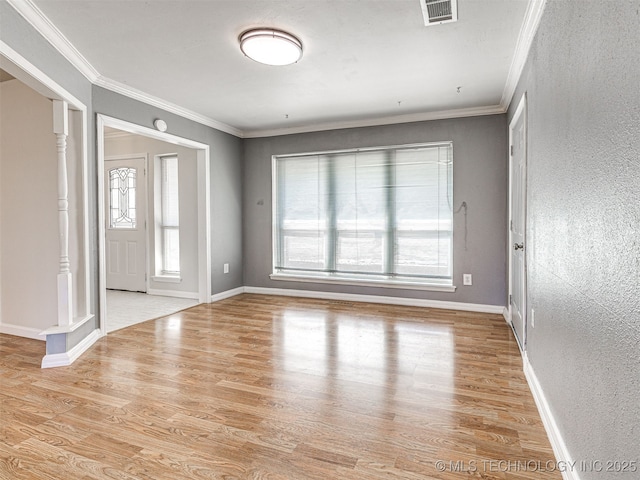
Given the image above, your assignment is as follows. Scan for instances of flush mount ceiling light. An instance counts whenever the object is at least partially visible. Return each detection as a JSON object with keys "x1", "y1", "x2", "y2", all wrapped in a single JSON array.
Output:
[{"x1": 239, "y1": 29, "x2": 303, "y2": 66}]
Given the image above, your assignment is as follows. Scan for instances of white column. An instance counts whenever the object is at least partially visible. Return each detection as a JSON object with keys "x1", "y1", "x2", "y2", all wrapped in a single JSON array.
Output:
[{"x1": 53, "y1": 100, "x2": 73, "y2": 326}]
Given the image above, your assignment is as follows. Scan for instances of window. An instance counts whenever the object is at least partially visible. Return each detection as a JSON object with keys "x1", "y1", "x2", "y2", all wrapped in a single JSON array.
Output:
[
  {"x1": 109, "y1": 167, "x2": 136, "y2": 229},
  {"x1": 159, "y1": 155, "x2": 180, "y2": 275},
  {"x1": 273, "y1": 142, "x2": 453, "y2": 288}
]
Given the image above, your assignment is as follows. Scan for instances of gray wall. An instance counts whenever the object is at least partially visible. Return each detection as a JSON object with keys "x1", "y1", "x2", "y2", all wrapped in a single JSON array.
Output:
[
  {"x1": 508, "y1": 1, "x2": 640, "y2": 476},
  {"x1": 1, "y1": 0, "x2": 97, "y2": 353},
  {"x1": 244, "y1": 115, "x2": 508, "y2": 306},
  {"x1": 93, "y1": 87, "x2": 244, "y2": 294},
  {"x1": 0, "y1": 1, "x2": 92, "y2": 102}
]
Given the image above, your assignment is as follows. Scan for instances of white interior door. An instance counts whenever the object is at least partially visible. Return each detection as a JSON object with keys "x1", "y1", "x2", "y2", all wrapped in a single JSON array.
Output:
[
  {"x1": 105, "y1": 157, "x2": 147, "y2": 292},
  {"x1": 509, "y1": 97, "x2": 527, "y2": 350}
]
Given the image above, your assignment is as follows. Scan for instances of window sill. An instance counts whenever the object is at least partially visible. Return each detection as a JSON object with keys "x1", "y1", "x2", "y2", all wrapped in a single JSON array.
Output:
[
  {"x1": 151, "y1": 275, "x2": 182, "y2": 284},
  {"x1": 270, "y1": 273, "x2": 456, "y2": 292}
]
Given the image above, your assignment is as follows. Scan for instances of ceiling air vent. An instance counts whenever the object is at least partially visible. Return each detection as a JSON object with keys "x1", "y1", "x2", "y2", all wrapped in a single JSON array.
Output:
[{"x1": 420, "y1": 0, "x2": 458, "y2": 26}]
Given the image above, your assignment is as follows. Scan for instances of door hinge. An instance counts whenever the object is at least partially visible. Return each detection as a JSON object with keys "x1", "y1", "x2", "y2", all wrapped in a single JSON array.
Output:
[
  {"x1": 510, "y1": 145, "x2": 514, "y2": 156},
  {"x1": 509, "y1": 294, "x2": 512, "y2": 305},
  {"x1": 510, "y1": 219, "x2": 513, "y2": 231}
]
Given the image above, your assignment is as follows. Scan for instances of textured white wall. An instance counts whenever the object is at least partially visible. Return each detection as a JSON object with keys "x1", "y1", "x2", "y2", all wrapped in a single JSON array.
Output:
[{"x1": 508, "y1": 1, "x2": 640, "y2": 476}]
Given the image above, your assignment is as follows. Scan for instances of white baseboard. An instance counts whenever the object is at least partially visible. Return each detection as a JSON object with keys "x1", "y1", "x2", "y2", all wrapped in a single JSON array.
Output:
[
  {"x1": 147, "y1": 288, "x2": 199, "y2": 300},
  {"x1": 211, "y1": 287, "x2": 245, "y2": 303},
  {"x1": 0, "y1": 323, "x2": 45, "y2": 340},
  {"x1": 503, "y1": 306, "x2": 510, "y2": 323},
  {"x1": 210, "y1": 285, "x2": 505, "y2": 315},
  {"x1": 41, "y1": 328, "x2": 102, "y2": 369},
  {"x1": 523, "y1": 355, "x2": 579, "y2": 480},
  {"x1": 243, "y1": 286, "x2": 505, "y2": 314}
]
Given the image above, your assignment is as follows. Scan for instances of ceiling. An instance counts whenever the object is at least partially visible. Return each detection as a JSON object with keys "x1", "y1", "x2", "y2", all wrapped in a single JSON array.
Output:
[{"x1": 26, "y1": 0, "x2": 537, "y2": 137}]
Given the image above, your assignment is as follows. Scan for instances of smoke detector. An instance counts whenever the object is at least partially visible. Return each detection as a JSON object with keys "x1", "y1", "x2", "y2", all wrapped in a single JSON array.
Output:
[{"x1": 420, "y1": 0, "x2": 458, "y2": 26}]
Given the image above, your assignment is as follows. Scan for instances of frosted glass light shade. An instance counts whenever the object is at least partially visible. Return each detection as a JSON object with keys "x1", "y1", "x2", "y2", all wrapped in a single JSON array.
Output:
[{"x1": 239, "y1": 29, "x2": 303, "y2": 66}]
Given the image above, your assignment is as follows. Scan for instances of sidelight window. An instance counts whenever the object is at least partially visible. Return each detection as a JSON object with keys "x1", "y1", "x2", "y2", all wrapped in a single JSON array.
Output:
[{"x1": 159, "y1": 155, "x2": 180, "y2": 275}]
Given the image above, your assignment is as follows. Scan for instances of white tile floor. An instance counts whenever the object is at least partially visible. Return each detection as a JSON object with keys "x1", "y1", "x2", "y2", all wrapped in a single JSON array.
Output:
[{"x1": 106, "y1": 290, "x2": 199, "y2": 333}]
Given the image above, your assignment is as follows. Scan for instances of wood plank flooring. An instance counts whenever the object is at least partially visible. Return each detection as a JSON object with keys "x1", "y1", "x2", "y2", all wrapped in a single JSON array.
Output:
[{"x1": 0, "y1": 294, "x2": 560, "y2": 479}]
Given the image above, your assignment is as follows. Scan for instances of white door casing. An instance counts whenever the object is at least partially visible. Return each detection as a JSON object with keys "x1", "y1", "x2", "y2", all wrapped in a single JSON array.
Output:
[
  {"x1": 97, "y1": 114, "x2": 212, "y2": 337},
  {"x1": 509, "y1": 94, "x2": 527, "y2": 351},
  {"x1": 104, "y1": 156, "x2": 147, "y2": 292}
]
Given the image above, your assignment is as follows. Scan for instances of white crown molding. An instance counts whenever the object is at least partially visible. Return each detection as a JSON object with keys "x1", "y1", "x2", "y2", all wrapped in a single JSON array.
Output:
[
  {"x1": 243, "y1": 105, "x2": 506, "y2": 138},
  {"x1": 7, "y1": 0, "x2": 99, "y2": 82},
  {"x1": 94, "y1": 76, "x2": 243, "y2": 138},
  {"x1": 6, "y1": 0, "x2": 242, "y2": 137},
  {"x1": 500, "y1": 0, "x2": 548, "y2": 110},
  {"x1": 8, "y1": 0, "x2": 546, "y2": 139}
]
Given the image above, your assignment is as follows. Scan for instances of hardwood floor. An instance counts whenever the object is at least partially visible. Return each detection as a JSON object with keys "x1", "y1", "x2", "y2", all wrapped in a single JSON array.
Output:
[{"x1": 0, "y1": 294, "x2": 560, "y2": 479}]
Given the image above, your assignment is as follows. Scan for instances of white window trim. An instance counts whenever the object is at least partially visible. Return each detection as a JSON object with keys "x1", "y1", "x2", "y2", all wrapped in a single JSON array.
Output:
[
  {"x1": 270, "y1": 272, "x2": 456, "y2": 292},
  {"x1": 151, "y1": 275, "x2": 182, "y2": 283}
]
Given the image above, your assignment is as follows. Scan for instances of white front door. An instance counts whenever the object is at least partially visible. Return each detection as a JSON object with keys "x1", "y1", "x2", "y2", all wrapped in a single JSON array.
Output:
[
  {"x1": 509, "y1": 96, "x2": 527, "y2": 350},
  {"x1": 105, "y1": 157, "x2": 147, "y2": 292}
]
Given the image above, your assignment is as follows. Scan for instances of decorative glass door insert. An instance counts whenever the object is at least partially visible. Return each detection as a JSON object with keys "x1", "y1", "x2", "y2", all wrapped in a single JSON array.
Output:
[{"x1": 109, "y1": 167, "x2": 137, "y2": 229}]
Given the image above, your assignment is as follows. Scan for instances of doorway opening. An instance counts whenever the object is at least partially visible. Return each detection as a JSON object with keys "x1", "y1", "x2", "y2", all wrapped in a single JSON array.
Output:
[
  {"x1": 97, "y1": 115, "x2": 211, "y2": 334},
  {"x1": 1, "y1": 48, "x2": 93, "y2": 354}
]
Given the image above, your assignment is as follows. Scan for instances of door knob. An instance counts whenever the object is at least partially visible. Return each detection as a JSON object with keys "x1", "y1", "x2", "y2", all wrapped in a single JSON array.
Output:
[{"x1": 514, "y1": 243, "x2": 524, "y2": 250}]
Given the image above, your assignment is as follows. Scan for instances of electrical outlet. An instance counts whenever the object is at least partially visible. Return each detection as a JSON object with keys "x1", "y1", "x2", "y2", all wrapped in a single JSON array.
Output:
[
  {"x1": 463, "y1": 274, "x2": 472, "y2": 286},
  {"x1": 223, "y1": 263, "x2": 229, "y2": 274},
  {"x1": 531, "y1": 308, "x2": 535, "y2": 328}
]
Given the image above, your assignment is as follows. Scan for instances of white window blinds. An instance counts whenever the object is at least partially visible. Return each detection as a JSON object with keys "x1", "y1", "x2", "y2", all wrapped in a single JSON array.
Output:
[
  {"x1": 160, "y1": 155, "x2": 180, "y2": 274},
  {"x1": 274, "y1": 142, "x2": 453, "y2": 285}
]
